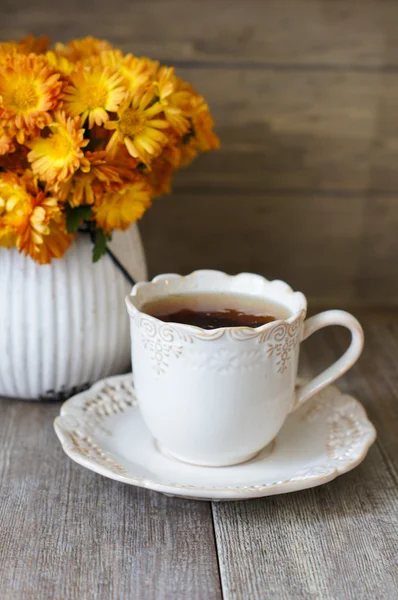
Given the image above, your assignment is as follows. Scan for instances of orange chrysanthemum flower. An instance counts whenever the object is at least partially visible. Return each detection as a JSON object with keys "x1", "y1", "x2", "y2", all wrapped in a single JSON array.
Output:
[
  {"x1": 0, "y1": 172, "x2": 31, "y2": 247},
  {"x1": 146, "y1": 155, "x2": 174, "y2": 196},
  {"x1": 0, "y1": 36, "x2": 49, "y2": 57},
  {"x1": 63, "y1": 65, "x2": 127, "y2": 128},
  {"x1": 0, "y1": 35, "x2": 219, "y2": 263},
  {"x1": 18, "y1": 196, "x2": 71, "y2": 264},
  {"x1": 178, "y1": 137, "x2": 200, "y2": 167},
  {"x1": 28, "y1": 112, "x2": 89, "y2": 186},
  {"x1": 156, "y1": 67, "x2": 190, "y2": 135},
  {"x1": 105, "y1": 88, "x2": 169, "y2": 166},
  {"x1": 93, "y1": 178, "x2": 151, "y2": 232},
  {"x1": 157, "y1": 132, "x2": 198, "y2": 169},
  {"x1": 171, "y1": 80, "x2": 202, "y2": 118},
  {"x1": 86, "y1": 149, "x2": 138, "y2": 184},
  {"x1": 192, "y1": 101, "x2": 220, "y2": 151},
  {"x1": 45, "y1": 51, "x2": 74, "y2": 75},
  {"x1": 17, "y1": 35, "x2": 50, "y2": 55},
  {"x1": 0, "y1": 170, "x2": 71, "y2": 262},
  {"x1": 0, "y1": 129, "x2": 14, "y2": 155},
  {"x1": 59, "y1": 149, "x2": 137, "y2": 206},
  {"x1": 58, "y1": 172, "x2": 96, "y2": 207},
  {"x1": 0, "y1": 53, "x2": 62, "y2": 143},
  {"x1": 0, "y1": 42, "x2": 18, "y2": 56},
  {"x1": 54, "y1": 36, "x2": 113, "y2": 62},
  {"x1": 100, "y1": 50, "x2": 156, "y2": 95}
]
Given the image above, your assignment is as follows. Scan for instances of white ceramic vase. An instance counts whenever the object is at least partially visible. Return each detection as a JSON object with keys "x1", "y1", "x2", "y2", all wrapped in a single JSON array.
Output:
[{"x1": 0, "y1": 224, "x2": 147, "y2": 400}]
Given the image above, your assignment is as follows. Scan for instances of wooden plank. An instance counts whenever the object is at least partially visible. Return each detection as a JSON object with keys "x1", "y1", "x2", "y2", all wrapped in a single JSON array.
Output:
[
  {"x1": 3, "y1": 0, "x2": 398, "y2": 68},
  {"x1": 212, "y1": 314, "x2": 398, "y2": 600},
  {"x1": 140, "y1": 191, "x2": 398, "y2": 307},
  {"x1": 331, "y1": 317, "x2": 398, "y2": 477},
  {"x1": 353, "y1": 197, "x2": 398, "y2": 302},
  {"x1": 213, "y1": 444, "x2": 398, "y2": 600},
  {"x1": 171, "y1": 68, "x2": 398, "y2": 193},
  {"x1": 3, "y1": 0, "x2": 398, "y2": 308},
  {"x1": 3, "y1": 6, "x2": 398, "y2": 194},
  {"x1": 1, "y1": 26, "x2": 397, "y2": 194},
  {"x1": 0, "y1": 400, "x2": 221, "y2": 600}
]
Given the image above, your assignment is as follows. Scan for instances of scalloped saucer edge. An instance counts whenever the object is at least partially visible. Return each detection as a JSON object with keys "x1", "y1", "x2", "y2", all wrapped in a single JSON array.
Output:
[{"x1": 53, "y1": 373, "x2": 376, "y2": 501}]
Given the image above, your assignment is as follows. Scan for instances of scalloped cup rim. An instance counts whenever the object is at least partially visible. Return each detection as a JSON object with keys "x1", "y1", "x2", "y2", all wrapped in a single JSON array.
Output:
[{"x1": 125, "y1": 270, "x2": 307, "y2": 337}]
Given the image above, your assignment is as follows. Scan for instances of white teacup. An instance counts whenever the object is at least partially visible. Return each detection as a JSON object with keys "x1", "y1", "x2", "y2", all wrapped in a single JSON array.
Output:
[{"x1": 125, "y1": 271, "x2": 363, "y2": 467}]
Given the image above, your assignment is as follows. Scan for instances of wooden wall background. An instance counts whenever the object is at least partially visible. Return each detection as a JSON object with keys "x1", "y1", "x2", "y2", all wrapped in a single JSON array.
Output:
[{"x1": 2, "y1": 0, "x2": 398, "y2": 307}]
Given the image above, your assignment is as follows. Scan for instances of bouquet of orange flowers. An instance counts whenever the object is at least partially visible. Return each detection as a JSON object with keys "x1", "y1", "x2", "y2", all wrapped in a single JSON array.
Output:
[{"x1": 0, "y1": 35, "x2": 219, "y2": 263}]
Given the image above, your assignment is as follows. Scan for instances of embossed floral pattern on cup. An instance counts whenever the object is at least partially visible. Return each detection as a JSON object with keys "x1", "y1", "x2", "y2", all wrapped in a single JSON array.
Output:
[{"x1": 135, "y1": 310, "x2": 305, "y2": 376}]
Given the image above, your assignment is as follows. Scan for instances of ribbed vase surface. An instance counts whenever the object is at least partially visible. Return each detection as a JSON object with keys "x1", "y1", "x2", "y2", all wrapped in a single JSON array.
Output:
[{"x1": 0, "y1": 225, "x2": 147, "y2": 400}]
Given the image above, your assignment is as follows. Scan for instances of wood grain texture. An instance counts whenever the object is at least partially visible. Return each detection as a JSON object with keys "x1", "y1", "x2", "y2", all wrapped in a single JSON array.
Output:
[
  {"x1": 0, "y1": 313, "x2": 397, "y2": 600},
  {"x1": 0, "y1": 3, "x2": 397, "y2": 598},
  {"x1": 1, "y1": 0, "x2": 398, "y2": 305},
  {"x1": 212, "y1": 314, "x2": 398, "y2": 600},
  {"x1": 172, "y1": 68, "x2": 398, "y2": 193},
  {"x1": 0, "y1": 401, "x2": 221, "y2": 600},
  {"x1": 331, "y1": 318, "x2": 398, "y2": 478},
  {"x1": 3, "y1": 0, "x2": 398, "y2": 196},
  {"x1": 3, "y1": 0, "x2": 398, "y2": 68},
  {"x1": 140, "y1": 191, "x2": 398, "y2": 307},
  {"x1": 213, "y1": 445, "x2": 398, "y2": 600}
]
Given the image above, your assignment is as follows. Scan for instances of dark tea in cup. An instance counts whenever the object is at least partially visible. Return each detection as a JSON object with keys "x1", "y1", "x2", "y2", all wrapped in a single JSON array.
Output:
[{"x1": 142, "y1": 292, "x2": 290, "y2": 329}]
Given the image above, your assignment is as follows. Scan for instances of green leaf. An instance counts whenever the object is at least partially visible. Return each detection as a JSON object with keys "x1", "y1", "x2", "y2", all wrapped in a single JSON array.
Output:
[
  {"x1": 92, "y1": 228, "x2": 107, "y2": 262},
  {"x1": 66, "y1": 204, "x2": 92, "y2": 233}
]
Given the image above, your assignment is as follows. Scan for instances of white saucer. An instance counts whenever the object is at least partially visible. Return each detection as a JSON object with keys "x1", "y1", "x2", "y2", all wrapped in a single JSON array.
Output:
[{"x1": 54, "y1": 373, "x2": 376, "y2": 501}]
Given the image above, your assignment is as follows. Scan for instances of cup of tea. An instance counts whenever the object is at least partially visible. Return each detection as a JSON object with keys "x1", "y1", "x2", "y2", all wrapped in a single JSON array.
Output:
[{"x1": 125, "y1": 270, "x2": 363, "y2": 467}]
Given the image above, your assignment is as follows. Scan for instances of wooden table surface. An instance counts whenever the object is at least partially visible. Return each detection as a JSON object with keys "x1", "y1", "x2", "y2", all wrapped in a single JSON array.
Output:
[
  {"x1": 1, "y1": 1, "x2": 398, "y2": 597},
  {"x1": 1, "y1": 311, "x2": 397, "y2": 600}
]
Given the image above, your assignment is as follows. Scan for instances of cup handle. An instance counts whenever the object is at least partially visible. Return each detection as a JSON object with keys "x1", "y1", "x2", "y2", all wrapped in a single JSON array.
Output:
[{"x1": 290, "y1": 310, "x2": 364, "y2": 413}]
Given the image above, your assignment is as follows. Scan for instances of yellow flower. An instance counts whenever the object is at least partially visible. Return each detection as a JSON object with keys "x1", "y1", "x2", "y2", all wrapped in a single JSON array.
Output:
[
  {"x1": 171, "y1": 79, "x2": 201, "y2": 118},
  {"x1": 54, "y1": 36, "x2": 113, "y2": 61},
  {"x1": 64, "y1": 66, "x2": 127, "y2": 128},
  {"x1": 0, "y1": 36, "x2": 220, "y2": 262},
  {"x1": 45, "y1": 51, "x2": 74, "y2": 75},
  {"x1": 93, "y1": 178, "x2": 151, "y2": 232},
  {"x1": 156, "y1": 67, "x2": 190, "y2": 135},
  {"x1": 28, "y1": 112, "x2": 89, "y2": 186},
  {"x1": 0, "y1": 172, "x2": 21, "y2": 246},
  {"x1": 100, "y1": 51, "x2": 156, "y2": 95},
  {"x1": 0, "y1": 42, "x2": 18, "y2": 56},
  {"x1": 0, "y1": 53, "x2": 62, "y2": 143},
  {"x1": 105, "y1": 88, "x2": 169, "y2": 166},
  {"x1": 0, "y1": 172, "x2": 31, "y2": 236}
]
